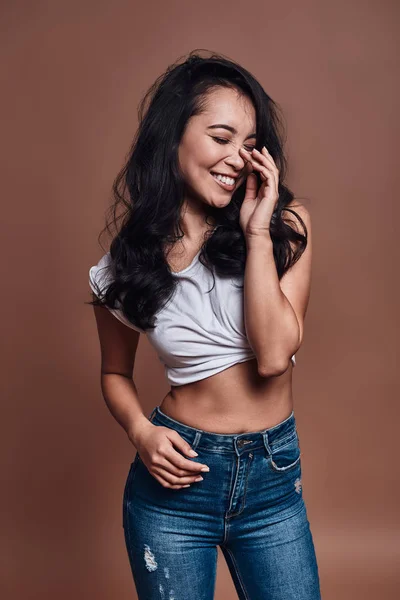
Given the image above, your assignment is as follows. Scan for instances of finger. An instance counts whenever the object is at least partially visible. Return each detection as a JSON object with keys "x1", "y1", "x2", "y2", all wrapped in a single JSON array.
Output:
[
  {"x1": 239, "y1": 147, "x2": 252, "y2": 159},
  {"x1": 164, "y1": 428, "x2": 199, "y2": 459},
  {"x1": 246, "y1": 158, "x2": 270, "y2": 182},
  {"x1": 255, "y1": 148, "x2": 279, "y2": 187},
  {"x1": 255, "y1": 147, "x2": 276, "y2": 169},
  {"x1": 247, "y1": 150, "x2": 271, "y2": 172},
  {"x1": 260, "y1": 147, "x2": 279, "y2": 189},
  {"x1": 251, "y1": 149, "x2": 278, "y2": 182},
  {"x1": 163, "y1": 446, "x2": 209, "y2": 473},
  {"x1": 243, "y1": 172, "x2": 258, "y2": 200},
  {"x1": 153, "y1": 464, "x2": 204, "y2": 486},
  {"x1": 251, "y1": 148, "x2": 270, "y2": 165},
  {"x1": 164, "y1": 429, "x2": 209, "y2": 470},
  {"x1": 156, "y1": 455, "x2": 204, "y2": 477},
  {"x1": 248, "y1": 153, "x2": 279, "y2": 190},
  {"x1": 261, "y1": 145, "x2": 278, "y2": 168},
  {"x1": 152, "y1": 471, "x2": 192, "y2": 489},
  {"x1": 239, "y1": 148, "x2": 257, "y2": 169}
]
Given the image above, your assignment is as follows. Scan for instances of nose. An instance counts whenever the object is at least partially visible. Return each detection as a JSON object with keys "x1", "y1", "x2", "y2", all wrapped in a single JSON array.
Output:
[{"x1": 224, "y1": 147, "x2": 247, "y2": 172}]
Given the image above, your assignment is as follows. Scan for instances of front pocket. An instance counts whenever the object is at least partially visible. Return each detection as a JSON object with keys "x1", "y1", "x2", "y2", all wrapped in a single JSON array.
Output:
[{"x1": 267, "y1": 431, "x2": 301, "y2": 473}]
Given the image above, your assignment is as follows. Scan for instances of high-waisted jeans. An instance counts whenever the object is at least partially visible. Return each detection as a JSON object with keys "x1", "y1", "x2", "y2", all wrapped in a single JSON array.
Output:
[{"x1": 122, "y1": 405, "x2": 321, "y2": 600}]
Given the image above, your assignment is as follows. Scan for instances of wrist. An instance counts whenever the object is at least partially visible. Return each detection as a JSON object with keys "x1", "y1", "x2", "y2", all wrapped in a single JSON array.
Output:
[
  {"x1": 246, "y1": 233, "x2": 273, "y2": 251},
  {"x1": 127, "y1": 413, "x2": 154, "y2": 448}
]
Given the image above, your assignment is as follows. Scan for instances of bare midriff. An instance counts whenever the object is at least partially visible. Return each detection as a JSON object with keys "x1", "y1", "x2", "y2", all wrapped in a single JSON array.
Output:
[{"x1": 159, "y1": 357, "x2": 294, "y2": 434}]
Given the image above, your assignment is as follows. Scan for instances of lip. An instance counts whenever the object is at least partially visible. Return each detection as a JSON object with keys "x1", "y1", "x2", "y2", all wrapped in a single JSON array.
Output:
[{"x1": 210, "y1": 172, "x2": 236, "y2": 191}]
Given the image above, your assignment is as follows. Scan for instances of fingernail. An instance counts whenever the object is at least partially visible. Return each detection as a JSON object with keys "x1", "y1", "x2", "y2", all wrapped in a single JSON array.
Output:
[
  {"x1": 200, "y1": 466, "x2": 210, "y2": 472},
  {"x1": 182, "y1": 484, "x2": 191, "y2": 487},
  {"x1": 188, "y1": 449, "x2": 198, "y2": 456},
  {"x1": 194, "y1": 476, "x2": 203, "y2": 481}
]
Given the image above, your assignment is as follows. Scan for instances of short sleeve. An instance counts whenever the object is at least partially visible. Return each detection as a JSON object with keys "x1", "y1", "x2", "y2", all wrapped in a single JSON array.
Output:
[{"x1": 89, "y1": 252, "x2": 145, "y2": 333}]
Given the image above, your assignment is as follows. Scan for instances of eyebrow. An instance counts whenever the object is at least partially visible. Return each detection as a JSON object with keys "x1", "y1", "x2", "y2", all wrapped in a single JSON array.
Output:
[{"x1": 207, "y1": 124, "x2": 257, "y2": 140}]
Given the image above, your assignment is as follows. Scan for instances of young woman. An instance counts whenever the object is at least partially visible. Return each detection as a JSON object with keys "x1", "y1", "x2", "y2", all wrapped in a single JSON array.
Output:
[{"x1": 88, "y1": 51, "x2": 321, "y2": 599}]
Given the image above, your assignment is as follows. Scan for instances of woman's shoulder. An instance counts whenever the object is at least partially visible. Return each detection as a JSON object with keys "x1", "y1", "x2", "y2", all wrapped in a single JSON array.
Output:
[
  {"x1": 89, "y1": 252, "x2": 112, "y2": 297},
  {"x1": 88, "y1": 252, "x2": 145, "y2": 334}
]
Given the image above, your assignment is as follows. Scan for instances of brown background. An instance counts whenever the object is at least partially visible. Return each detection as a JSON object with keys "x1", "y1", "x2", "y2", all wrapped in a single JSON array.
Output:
[{"x1": 2, "y1": 1, "x2": 399, "y2": 598}]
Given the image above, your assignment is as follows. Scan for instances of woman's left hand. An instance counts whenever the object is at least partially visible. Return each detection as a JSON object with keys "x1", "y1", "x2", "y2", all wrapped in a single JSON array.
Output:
[{"x1": 238, "y1": 146, "x2": 279, "y2": 238}]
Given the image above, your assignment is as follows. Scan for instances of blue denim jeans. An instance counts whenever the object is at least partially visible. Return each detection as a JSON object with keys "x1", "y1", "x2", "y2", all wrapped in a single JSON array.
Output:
[{"x1": 123, "y1": 405, "x2": 321, "y2": 599}]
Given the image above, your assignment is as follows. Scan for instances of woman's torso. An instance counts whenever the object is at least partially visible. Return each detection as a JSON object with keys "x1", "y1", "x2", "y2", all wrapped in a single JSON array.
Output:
[{"x1": 159, "y1": 234, "x2": 294, "y2": 433}]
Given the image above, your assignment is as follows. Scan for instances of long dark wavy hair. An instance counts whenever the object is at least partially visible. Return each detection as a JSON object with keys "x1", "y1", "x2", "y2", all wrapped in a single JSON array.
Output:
[{"x1": 87, "y1": 49, "x2": 308, "y2": 332}]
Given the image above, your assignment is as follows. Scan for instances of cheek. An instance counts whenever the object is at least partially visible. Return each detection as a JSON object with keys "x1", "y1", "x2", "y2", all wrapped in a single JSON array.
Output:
[
  {"x1": 193, "y1": 136, "x2": 220, "y2": 166},
  {"x1": 179, "y1": 138, "x2": 222, "y2": 187},
  {"x1": 186, "y1": 154, "x2": 212, "y2": 181}
]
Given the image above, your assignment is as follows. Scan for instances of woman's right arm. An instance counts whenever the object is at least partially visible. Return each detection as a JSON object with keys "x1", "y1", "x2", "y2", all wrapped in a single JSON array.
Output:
[
  {"x1": 91, "y1": 294, "x2": 151, "y2": 445},
  {"x1": 91, "y1": 294, "x2": 209, "y2": 488}
]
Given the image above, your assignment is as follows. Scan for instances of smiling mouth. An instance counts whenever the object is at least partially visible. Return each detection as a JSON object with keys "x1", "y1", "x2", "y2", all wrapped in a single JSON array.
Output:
[{"x1": 210, "y1": 172, "x2": 237, "y2": 190}]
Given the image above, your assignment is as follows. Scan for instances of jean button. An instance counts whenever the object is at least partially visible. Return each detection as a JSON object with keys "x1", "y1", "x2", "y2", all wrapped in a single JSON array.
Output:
[{"x1": 237, "y1": 439, "x2": 253, "y2": 448}]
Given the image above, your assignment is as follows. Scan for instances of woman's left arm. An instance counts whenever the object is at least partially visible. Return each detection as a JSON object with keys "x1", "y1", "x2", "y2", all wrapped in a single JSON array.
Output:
[
  {"x1": 239, "y1": 146, "x2": 312, "y2": 378},
  {"x1": 244, "y1": 203, "x2": 312, "y2": 377}
]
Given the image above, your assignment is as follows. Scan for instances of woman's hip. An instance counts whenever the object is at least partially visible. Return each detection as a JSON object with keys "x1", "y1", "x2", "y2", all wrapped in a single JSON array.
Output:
[{"x1": 123, "y1": 404, "x2": 304, "y2": 530}]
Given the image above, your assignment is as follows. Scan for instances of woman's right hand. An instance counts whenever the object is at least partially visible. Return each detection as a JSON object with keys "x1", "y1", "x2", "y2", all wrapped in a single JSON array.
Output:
[{"x1": 131, "y1": 420, "x2": 210, "y2": 489}]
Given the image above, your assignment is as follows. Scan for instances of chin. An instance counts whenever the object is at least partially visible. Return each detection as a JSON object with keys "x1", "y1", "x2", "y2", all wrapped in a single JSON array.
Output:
[{"x1": 212, "y1": 198, "x2": 232, "y2": 208}]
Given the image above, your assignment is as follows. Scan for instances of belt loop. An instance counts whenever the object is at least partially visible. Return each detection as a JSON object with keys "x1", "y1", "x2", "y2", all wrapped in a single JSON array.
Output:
[
  {"x1": 263, "y1": 431, "x2": 273, "y2": 457},
  {"x1": 148, "y1": 406, "x2": 157, "y2": 422},
  {"x1": 191, "y1": 431, "x2": 202, "y2": 451}
]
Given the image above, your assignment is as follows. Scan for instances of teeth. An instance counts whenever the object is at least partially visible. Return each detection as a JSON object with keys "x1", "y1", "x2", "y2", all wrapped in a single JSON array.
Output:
[{"x1": 212, "y1": 173, "x2": 235, "y2": 186}]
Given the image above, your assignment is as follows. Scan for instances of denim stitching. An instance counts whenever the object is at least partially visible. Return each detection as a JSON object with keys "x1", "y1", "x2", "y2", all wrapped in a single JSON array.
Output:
[
  {"x1": 222, "y1": 462, "x2": 236, "y2": 544},
  {"x1": 270, "y1": 429, "x2": 298, "y2": 450},
  {"x1": 226, "y1": 452, "x2": 254, "y2": 518},
  {"x1": 194, "y1": 445, "x2": 264, "y2": 454},
  {"x1": 222, "y1": 515, "x2": 230, "y2": 546},
  {"x1": 270, "y1": 432, "x2": 299, "y2": 453},
  {"x1": 226, "y1": 454, "x2": 240, "y2": 515},
  {"x1": 269, "y1": 451, "x2": 302, "y2": 473},
  {"x1": 224, "y1": 546, "x2": 250, "y2": 600},
  {"x1": 122, "y1": 459, "x2": 138, "y2": 568}
]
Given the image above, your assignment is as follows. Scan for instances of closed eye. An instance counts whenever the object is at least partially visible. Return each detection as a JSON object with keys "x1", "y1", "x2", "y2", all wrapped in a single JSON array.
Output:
[
  {"x1": 212, "y1": 136, "x2": 229, "y2": 145},
  {"x1": 212, "y1": 137, "x2": 255, "y2": 152}
]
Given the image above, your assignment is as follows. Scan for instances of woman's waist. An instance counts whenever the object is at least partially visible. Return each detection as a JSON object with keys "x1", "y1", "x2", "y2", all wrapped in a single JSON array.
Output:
[
  {"x1": 151, "y1": 401, "x2": 296, "y2": 453},
  {"x1": 160, "y1": 363, "x2": 293, "y2": 434}
]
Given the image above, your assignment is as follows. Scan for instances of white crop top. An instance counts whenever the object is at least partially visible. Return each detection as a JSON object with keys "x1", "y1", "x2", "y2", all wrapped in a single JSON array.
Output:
[{"x1": 89, "y1": 250, "x2": 296, "y2": 386}]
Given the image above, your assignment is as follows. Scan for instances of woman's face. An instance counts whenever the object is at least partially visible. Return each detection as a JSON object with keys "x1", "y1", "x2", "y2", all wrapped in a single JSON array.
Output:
[{"x1": 178, "y1": 86, "x2": 257, "y2": 210}]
